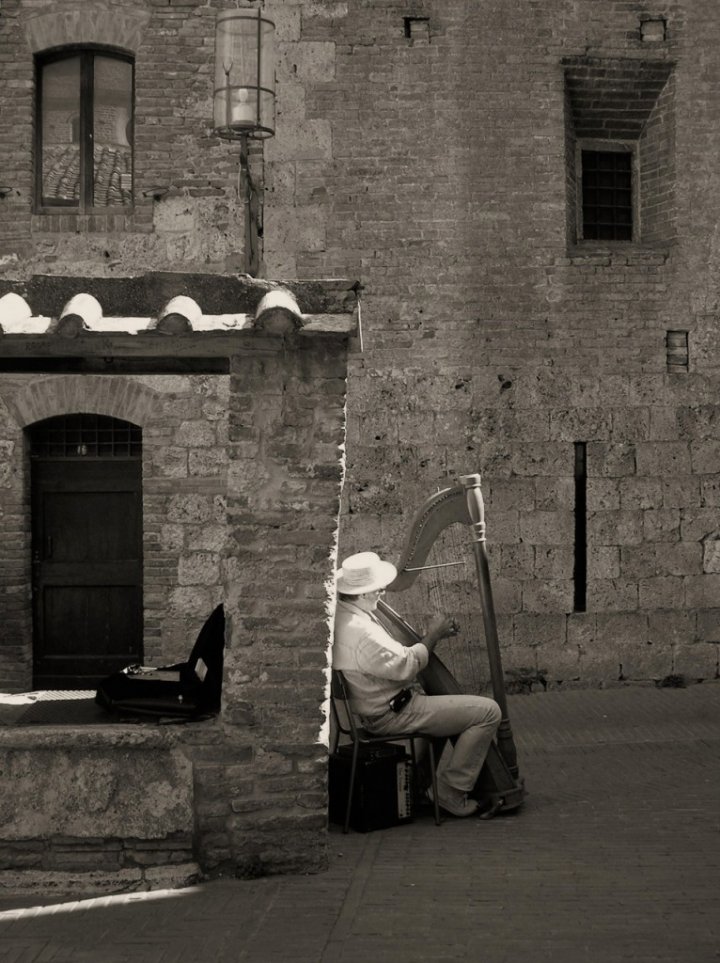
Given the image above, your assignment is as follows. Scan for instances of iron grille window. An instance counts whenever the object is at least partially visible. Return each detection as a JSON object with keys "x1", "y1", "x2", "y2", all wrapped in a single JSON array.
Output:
[
  {"x1": 36, "y1": 48, "x2": 134, "y2": 211},
  {"x1": 581, "y1": 150, "x2": 633, "y2": 241},
  {"x1": 30, "y1": 415, "x2": 141, "y2": 458}
]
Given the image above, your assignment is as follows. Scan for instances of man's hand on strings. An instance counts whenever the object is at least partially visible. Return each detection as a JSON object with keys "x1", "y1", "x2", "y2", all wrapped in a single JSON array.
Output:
[{"x1": 422, "y1": 615, "x2": 460, "y2": 653}]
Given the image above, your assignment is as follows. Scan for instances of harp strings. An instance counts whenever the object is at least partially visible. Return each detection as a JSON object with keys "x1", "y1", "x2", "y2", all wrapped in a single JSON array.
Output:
[{"x1": 399, "y1": 523, "x2": 483, "y2": 694}]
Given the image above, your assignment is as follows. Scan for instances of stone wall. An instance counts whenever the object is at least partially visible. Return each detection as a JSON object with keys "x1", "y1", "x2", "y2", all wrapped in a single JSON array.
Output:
[
  {"x1": 0, "y1": 270, "x2": 352, "y2": 877},
  {"x1": 286, "y1": 0, "x2": 720, "y2": 687},
  {"x1": 0, "y1": 330, "x2": 349, "y2": 879},
  {"x1": 0, "y1": 726, "x2": 195, "y2": 877},
  {"x1": 0, "y1": 372, "x2": 229, "y2": 690},
  {"x1": 1, "y1": 0, "x2": 720, "y2": 878}
]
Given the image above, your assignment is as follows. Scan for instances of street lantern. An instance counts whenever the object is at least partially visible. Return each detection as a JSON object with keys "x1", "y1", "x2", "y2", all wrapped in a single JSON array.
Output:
[{"x1": 213, "y1": 8, "x2": 276, "y2": 141}]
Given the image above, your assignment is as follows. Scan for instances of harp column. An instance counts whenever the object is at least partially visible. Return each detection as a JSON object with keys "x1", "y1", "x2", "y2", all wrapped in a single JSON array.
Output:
[{"x1": 459, "y1": 473, "x2": 520, "y2": 778}]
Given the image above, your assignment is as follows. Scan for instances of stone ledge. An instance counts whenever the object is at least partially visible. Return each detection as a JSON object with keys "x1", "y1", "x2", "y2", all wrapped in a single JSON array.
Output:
[
  {"x1": 0, "y1": 723, "x2": 187, "y2": 750},
  {"x1": 0, "y1": 273, "x2": 358, "y2": 326},
  {"x1": 566, "y1": 244, "x2": 671, "y2": 267}
]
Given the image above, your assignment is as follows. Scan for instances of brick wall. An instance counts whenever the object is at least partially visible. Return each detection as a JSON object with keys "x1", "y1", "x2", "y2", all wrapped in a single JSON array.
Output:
[
  {"x1": 0, "y1": 0, "x2": 719, "y2": 684},
  {"x1": 640, "y1": 73, "x2": 676, "y2": 244},
  {"x1": 0, "y1": 331, "x2": 348, "y2": 878},
  {"x1": 287, "y1": 0, "x2": 720, "y2": 686},
  {"x1": 218, "y1": 341, "x2": 346, "y2": 874},
  {"x1": 0, "y1": 373, "x2": 229, "y2": 689}
]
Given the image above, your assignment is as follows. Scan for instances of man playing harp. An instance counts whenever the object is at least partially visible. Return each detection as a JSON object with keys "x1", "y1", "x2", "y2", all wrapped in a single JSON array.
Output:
[{"x1": 333, "y1": 551, "x2": 501, "y2": 818}]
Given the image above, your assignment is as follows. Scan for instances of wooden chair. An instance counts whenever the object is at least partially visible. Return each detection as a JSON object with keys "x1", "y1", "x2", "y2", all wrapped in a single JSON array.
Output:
[{"x1": 330, "y1": 669, "x2": 441, "y2": 832}]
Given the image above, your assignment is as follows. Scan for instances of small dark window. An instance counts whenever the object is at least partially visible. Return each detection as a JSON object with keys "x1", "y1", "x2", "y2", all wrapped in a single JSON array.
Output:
[
  {"x1": 30, "y1": 414, "x2": 141, "y2": 459},
  {"x1": 581, "y1": 150, "x2": 633, "y2": 241},
  {"x1": 36, "y1": 49, "x2": 134, "y2": 211}
]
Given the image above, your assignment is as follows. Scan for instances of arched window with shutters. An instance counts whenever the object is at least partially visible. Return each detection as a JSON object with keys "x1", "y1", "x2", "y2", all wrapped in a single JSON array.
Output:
[{"x1": 35, "y1": 47, "x2": 134, "y2": 212}]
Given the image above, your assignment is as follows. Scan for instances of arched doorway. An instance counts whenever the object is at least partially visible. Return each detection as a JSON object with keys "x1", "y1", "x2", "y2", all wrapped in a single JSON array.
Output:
[{"x1": 29, "y1": 414, "x2": 143, "y2": 688}]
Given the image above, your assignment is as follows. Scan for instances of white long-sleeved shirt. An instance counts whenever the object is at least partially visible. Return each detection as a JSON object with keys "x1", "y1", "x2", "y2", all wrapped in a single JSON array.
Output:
[{"x1": 333, "y1": 598, "x2": 429, "y2": 717}]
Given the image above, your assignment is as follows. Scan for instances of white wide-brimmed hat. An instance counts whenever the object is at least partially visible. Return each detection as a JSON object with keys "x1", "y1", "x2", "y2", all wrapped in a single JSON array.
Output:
[{"x1": 336, "y1": 551, "x2": 397, "y2": 595}]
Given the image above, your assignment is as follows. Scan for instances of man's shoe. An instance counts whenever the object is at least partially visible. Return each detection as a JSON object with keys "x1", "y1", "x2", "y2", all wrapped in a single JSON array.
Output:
[{"x1": 427, "y1": 783, "x2": 479, "y2": 818}]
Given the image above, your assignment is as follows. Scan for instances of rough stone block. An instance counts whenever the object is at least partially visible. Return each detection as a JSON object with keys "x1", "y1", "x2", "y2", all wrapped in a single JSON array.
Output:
[
  {"x1": 701, "y1": 476, "x2": 720, "y2": 506},
  {"x1": 618, "y1": 640, "x2": 672, "y2": 681},
  {"x1": 638, "y1": 576, "x2": 685, "y2": 609},
  {"x1": 587, "y1": 442, "x2": 636, "y2": 477},
  {"x1": 549, "y1": 407, "x2": 612, "y2": 441},
  {"x1": 178, "y1": 551, "x2": 221, "y2": 586},
  {"x1": 635, "y1": 441, "x2": 691, "y2": 475},
  {"x1": 278, "y1": 41, "x2": 336, "y2": 83},
  {"x1": 0, "y1": 740, "x2": 193, "y2": 841},
  {"x1": 690, "y1": 439, "x2": 720, "y2": 474},
  {"x1": 672, "y1": 642, "x2": 719, "y2": 679},
  {"x1": 519, "y1": 510, "x2": 574, "y2": 545},
  {"x1": 521, "y1": 579, "x2": 573, "y2": 613},
  {"x1": 577, "y1": 645, "x2": 622, "y2": 684},
  {"x1": 618, "y1": 476, "x2": 663, "y2": 510},
  {"x1": 587, "y1": 478, "x2": 620, "y2": 511},
  {"x1": 487, "y1": 477, "x2": 535, "y2": 513},
  {"x1": 490, "y1": 576, "x2": 522, "y2": 614},
  {"x1": 703, "y1": 536, "x2": 720, "y2": 573},
  {"x1": 540, "y1": 642, "x2": 582, "y2": 683},
  {"x1": 189, "y1": 448, "x2": 228, "y2": 477},
  {"x1": 648, "y1": 609, "x2": 696, "y2": 646},
  {"x1": 643, "y1": 508, "x2": 680, "y2": 541},
  {"x1": 512, "y1": 613, "x2": 566, "y2": 648},
  {"x1": 696, "y1": 609, "x2": 720, "y2": 643},
  {"x1": 684, "y1": 574, "x2": 720, "y2": 608},
  {"x1": 534, "y1": 546, "x2": 574, "y2": 579},
  {"x1": 496, "y1": 544, "x2": 535, "y2": 578},
  {"x1": 587, "y1": 579, "x2": 639, "y2": 611},
  {"x1": 680, "y1": 507, "x2": 719, "y2": 542},
  {"x1": 588, "y1": 510, "x2": 644, "y2": 546},
  {"x1": 511, "y1": 443, "x2": 571, "y2": 477},
  {"x1": 271, "y1": 120, "x2": 333, "y2": 162},
  {"x1": 566, "y1": 612, "x2": 596, "y2": 650},
  {"x1": 588, "y1": 546, "x2": 621, "y2": 579}
]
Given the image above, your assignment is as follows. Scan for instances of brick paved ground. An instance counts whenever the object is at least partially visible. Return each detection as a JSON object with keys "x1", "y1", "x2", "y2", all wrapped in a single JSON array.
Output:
[{"x1": 0, "y1": 683, "x2": 718, "y2": 963}]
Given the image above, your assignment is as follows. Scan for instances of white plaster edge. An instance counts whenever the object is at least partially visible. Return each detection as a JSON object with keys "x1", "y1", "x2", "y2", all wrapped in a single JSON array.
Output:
[
  {"x1": 317, "y1": 403, "x2": 348, "y2": 751},
  {"x1": 0, "y1": 864, "x2": 202, "y2": 903},
  {"x1": 83, "y1": 316, "x2": 252, "y2": 334},
  {"x1": 188, "y1": 315, "x2": 253, "y2": 332},
  {"x1": 0, "y1": 314, "x2": 355, "y2": 335},
  {"x1": 0, "y1": 317, "x2": 53, "y2": 334}
]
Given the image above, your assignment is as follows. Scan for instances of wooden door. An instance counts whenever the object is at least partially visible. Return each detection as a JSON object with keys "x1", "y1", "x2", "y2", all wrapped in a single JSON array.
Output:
[{"x1": 31, "y1": 456, "x2": 143, "y2": 688}]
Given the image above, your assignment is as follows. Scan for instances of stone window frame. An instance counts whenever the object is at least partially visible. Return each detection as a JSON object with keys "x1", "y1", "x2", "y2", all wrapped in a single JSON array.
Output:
[
  {"x1": 21, "y1": 2, "x2": 150, "y2": 233},
  {"x1": 563, "y1": 56, "x2": 675, "y2": 251},
  {"x1": 34, "y1": 45, "x2": 136, "y2": 215},
  {"x1": 575, "y1": 138, "x2": 640, "y2": 244}
]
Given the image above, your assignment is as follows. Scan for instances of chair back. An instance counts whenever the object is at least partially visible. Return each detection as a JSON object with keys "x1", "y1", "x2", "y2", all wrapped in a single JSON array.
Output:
[{"x1": 330, "y1": 669, "x2": 361, "y2": 745}]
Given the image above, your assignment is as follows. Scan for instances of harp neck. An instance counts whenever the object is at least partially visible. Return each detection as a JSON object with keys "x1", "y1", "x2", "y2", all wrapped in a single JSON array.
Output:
[{"x1": 388, "y1": 473, "x2": 486, "y2": 592}]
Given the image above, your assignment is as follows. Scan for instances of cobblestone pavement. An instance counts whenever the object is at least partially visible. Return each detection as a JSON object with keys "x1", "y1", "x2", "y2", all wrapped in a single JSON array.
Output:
[{"x1": 0, "y1": 683, "x2": 718, "y2": 963}]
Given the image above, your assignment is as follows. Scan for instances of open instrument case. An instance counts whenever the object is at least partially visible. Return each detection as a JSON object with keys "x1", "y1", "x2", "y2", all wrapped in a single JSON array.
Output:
[{"x1": 95, "y1": 603, "x2": 225, "y2": 719}]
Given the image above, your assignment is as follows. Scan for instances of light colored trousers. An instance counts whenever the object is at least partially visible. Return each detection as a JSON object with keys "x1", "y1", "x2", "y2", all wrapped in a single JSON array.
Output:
[{"x1": 362, "y1": 692, "x2": 502, "y2": 793}]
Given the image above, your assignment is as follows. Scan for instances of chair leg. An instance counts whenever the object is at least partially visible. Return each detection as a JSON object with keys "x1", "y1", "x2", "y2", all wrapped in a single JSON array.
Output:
[
  {"x1": 344, "y1": 740, "x2": 360, "y2": 834},
  {"x1": 408, "y1": 738, "x2": 418, "y2": 773},
  {"x1": 428, "y1": 740, "x2": 441, "y2": 826}
]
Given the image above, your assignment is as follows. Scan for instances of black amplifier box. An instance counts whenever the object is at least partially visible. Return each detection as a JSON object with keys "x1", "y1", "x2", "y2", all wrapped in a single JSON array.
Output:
[{"x1": 329, "y1": 743, "x2": 413, "y2": 833}]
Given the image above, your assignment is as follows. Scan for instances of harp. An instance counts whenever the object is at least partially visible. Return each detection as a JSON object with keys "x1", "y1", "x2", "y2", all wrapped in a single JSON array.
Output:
[{"x1": 376, "y1": 473, "x2": 525, "y2": 815}]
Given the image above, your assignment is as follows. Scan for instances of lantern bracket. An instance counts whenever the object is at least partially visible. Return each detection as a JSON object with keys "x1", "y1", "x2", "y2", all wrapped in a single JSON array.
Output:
[{"x1": 238, "y1": 134, "x2": 262, "y2": 277}]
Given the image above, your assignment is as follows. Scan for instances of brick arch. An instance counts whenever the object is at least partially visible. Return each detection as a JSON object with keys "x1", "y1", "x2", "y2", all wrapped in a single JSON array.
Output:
[
  {"x1": 21, "y1": 4, "x2": 151, "y2": 54},
  {"x1": 7, "y1": 376, "x2": 161, "y2": 429}
]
